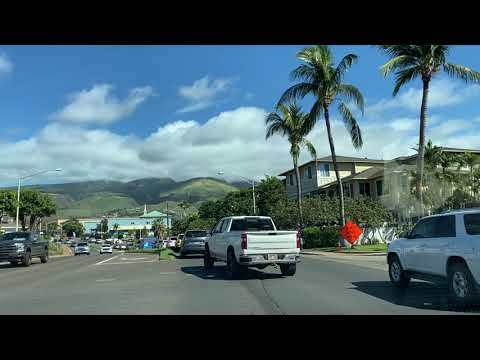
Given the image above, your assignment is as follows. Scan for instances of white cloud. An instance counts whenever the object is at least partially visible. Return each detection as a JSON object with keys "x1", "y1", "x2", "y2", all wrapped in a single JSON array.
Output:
[
  {"x1": 366, "y1": 78, "x2": 480, "y2": 116},
  {"x1": 389, "y1": 118, "x2": 417, "y2": 132},
  {"x1": 50, "y1": 84, "x2": 154, "y2": 125},
  {"x1": 177, "y1": 76, "x2": 233, "y2": 113},
  {"x1": 0, "y1": 53, "x2": 13, "y2": 74},
  {"x1": 2, "y1": 106, "x2": 480, "y2": 187}
]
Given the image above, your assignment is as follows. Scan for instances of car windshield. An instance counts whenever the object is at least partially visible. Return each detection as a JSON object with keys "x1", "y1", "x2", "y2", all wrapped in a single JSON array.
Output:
[
  {"x1": 0, "y1": 232, "x2": 29, "y2": 241},
  {"x1": 186, "y1": 231, "x2": 207, "y2": 238},
  {"x1": 77, "y1": 243, "x2": 88, "y2": 247}
]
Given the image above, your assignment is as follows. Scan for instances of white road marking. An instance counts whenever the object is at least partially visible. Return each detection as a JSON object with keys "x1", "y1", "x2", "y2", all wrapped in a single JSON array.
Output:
[
  {"x1": 103, "y1": 260, "x2": 157, "y2": 265},
  {"x1": 120, "y1": 257, "x2": 146, "y2": 261},
  {"x1": 93, "y1": 255, "x2": 120, "y2": 266},
  {"x1": 96, "y1": 278, "x2": 116, "y2": 282}
]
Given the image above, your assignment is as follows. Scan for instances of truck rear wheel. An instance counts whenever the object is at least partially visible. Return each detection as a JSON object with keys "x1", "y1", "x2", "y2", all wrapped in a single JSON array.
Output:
[
  {"x1": 227, "y1": 249, "x2": 242, "y2": 280},
  {"x1": 22, "y1": 250, "x2": 32, "y2": 267},
  {"x1": 40, "y1": 248, "x2": 49, "y2": 263},
  {"x1": 280, "y1": 263, "x2": 296, "y2": 276}
]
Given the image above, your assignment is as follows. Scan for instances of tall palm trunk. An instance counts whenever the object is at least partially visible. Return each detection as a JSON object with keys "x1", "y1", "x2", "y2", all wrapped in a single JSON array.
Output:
[
  {"x1": 324, "y1": 107, "x2": 346, "y2": 247},
  {"x1": 416, "y1": 78, "x2": 430, "y2": 217},
  {"x1": 293, "y1": 158, "x2": 304, "y2": 225}
]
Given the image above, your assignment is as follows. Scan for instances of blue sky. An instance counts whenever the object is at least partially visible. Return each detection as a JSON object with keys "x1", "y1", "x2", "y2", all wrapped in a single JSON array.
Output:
[{"x1": 1, "y1": 45, "x2": 480, "y2": 186}]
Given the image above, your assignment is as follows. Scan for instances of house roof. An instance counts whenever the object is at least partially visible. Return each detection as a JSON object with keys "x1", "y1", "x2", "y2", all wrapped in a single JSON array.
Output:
[
  {"x1": 277, "y1": 155, "x2": 385, "y2": 176},
  {"x1": 140, "y1": 210, "x2": 166, "y2": 218}
]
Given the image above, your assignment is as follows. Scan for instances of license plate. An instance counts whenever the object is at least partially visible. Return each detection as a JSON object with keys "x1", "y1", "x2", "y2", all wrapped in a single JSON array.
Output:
[{"x1": 268, "y1": 254, "x2": 278, "y2": 261}]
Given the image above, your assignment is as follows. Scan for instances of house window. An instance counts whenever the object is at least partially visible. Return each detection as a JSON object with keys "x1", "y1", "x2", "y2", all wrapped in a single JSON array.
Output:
[
  {"x1": 376, "y1": 180, "x2": 383, "y2": 196},
  {"x1": 289, "y1": 174, "x2": 294, "y2": 186},
  {"x1": 400, "y1": 175, "x2": 408, "y2": 190},
  {"x1": 343, "y1": 184, "x2": 351, "y2": 197},
  {"x1": 308, "y1": 166, "x2": 312, "y2": 179},
  {"x1": 318, "y1": 164, "x2": 330, "y2": 177},
  {"x1": 328, "y1": 190, "x2": 334, "y2": 198},
  {"x1": 350, "y1": 184, "x2": 354, "y2": 197},
  {"x1": 359, "y1": 182, "x2": 371, "y2": 197}
]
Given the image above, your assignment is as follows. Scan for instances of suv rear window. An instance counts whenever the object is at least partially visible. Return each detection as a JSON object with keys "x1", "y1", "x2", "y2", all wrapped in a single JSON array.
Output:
[
  {"x1": 230, "y1": 218, "x2": 275, "y2": 232},
  {"x1": 77, "y1": 243, "x2": 88, "y2": 246},
  {"x1": 464, "y1": 213, "x2": 480, "y2": 235},
  {"x1": 186, "y1": 231, "x2": 207, "y2": 237}
]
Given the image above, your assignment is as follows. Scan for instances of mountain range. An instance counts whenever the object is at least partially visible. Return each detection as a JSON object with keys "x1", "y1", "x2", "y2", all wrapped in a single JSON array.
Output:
[{"x1": 9, "y1": 177, "x2": 242, "y2": 218}]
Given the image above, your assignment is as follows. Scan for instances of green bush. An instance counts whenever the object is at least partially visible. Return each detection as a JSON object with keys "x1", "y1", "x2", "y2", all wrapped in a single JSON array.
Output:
[{"x1": 303, "y1": 226, "x2": 340, "y2": 249}]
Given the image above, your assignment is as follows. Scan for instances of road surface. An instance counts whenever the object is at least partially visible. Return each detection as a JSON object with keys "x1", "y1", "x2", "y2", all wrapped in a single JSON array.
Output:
[{"x1": 0, "y1": 251, "x2": 475, "y2": 314}]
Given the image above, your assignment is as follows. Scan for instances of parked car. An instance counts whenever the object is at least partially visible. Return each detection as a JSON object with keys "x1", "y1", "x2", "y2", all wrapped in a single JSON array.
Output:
[
  {"x1": 176, "y1": 234, "x2": 184, "y2": 250},
  {"x1": 205, "y1": 216, "x2": 300, "y2": 279},
  {"x1": 0, "y1": 231, "x2": 49, "y2": 266},
  {"x1": 100, "y1": 243, "x2": 113, "y2": 254},
  {"x1": 388, "y1": 209, "x2": 480, "y2": 306},
  {"x1": 74, "y1": 242, "x2": 90, "y2": 256},
  {"x1": 120, "y1": 243, "x2": 127, "y2": 250},
  {"x1": 180, "y1": 230, "x2": 209, "y2": 257},
  {"x1": 165, "y1": 236, "x2": 177, "y2": 248}
]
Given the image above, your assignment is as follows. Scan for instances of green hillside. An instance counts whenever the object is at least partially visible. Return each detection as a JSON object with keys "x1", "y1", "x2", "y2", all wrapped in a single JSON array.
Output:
[
  {"x1": 30, "y1": 177, "x2": 240, "y2": 219},
  {"x1": 56, "y1": 193, "x2": 139, "y2": 218},
  {"x1": 159, "y1": 178, "x2": 239, "y2": 202}
]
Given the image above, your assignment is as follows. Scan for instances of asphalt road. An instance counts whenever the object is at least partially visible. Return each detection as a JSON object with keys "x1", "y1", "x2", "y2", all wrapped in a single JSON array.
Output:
[{"x1": 0, "y1": 251, "x2": 476, "y2": 314}]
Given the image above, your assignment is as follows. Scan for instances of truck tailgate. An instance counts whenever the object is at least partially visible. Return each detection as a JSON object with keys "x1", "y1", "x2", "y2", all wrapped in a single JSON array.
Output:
[{"x1": 245, "y1": 231, "x2": 297, "y2": 250}]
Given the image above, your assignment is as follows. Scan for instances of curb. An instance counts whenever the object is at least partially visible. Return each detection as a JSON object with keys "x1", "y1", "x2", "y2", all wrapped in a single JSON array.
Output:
[{"x1": 301, "y1": 251, "x2": 386, "y2": 256}]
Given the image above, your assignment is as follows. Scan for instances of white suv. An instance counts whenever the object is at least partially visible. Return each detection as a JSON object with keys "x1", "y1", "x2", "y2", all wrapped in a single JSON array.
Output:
[{"x1": 388, "y1": 209, "x2": 480, "y2": 305}]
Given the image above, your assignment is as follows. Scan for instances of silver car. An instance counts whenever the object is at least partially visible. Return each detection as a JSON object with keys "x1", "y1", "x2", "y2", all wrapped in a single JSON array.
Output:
[
  {"x1": 180, "y1": 230, "x2": 208, "y2": 257},
  {"x1": 74, "y1": 242, "x2": 90, "y2": 256}
]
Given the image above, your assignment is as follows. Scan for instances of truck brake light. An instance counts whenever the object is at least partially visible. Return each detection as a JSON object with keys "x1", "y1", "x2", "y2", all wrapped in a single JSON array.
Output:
[
  {"x1": 296, "y1": 231, "x2": 301, "y2": 249},
  {"x1": 241, "y1": 233, "x2": 248, "y2": 249}
]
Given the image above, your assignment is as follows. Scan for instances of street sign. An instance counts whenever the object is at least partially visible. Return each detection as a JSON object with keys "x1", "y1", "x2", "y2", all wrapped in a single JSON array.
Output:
[{"x1": 340, "y1": 221, "x2": 363, "y2": 246}]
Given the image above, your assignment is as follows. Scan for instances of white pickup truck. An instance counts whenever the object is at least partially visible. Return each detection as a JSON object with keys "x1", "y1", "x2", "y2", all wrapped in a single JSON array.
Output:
[
  {"x1": 388, "y1": 209, "x2": 480, "y2": 306},
  {"x1": 204, "y1": 216, "x2": 300, "y2": 279}
]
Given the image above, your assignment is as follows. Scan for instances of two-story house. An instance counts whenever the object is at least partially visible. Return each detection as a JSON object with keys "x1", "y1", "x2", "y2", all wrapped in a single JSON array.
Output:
[{"x1": 278, "y1": 155, "x2": 386, "y2": 199}]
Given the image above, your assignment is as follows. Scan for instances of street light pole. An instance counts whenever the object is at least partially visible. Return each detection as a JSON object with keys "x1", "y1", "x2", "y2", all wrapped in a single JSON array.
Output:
[{"x1": 15, "y1": 168, "x2": 62, "y2": 232}]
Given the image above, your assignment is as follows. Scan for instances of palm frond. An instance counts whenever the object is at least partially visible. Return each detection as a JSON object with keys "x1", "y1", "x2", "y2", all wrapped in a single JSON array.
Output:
[
  {"x1": 338, "y1": 102, "x2": 363, "y2": 149},
  {"x1": 443, "y1": 63, "x2": 480, "y2": 83},
  {"x1": 290, "y1": 64, "x2": 316, "y2": 83},
  {"x1": 333, "y1": 53, "x2": 357, "y2": 84},
  {"x1": 307, "y1": 100, "x2": 324, "y2": 128},
  {"x1": 276, "y1": 82, "x2": 314, "y2": 108},
  {"x1": 380, "y1": 55, "x2": 418, "y2": 77},
  {"x1": 301, "y1": 139, "x2": 317, "y2": 159},
  {"x1": 265, "y1": 112, "x2": 287, "y2": 140},
  {"x1": 393, "y1": 66, "x2": 421, "y2": 96},
  {"x1": 336, "y1": 84, "x2": 364, "y2": 114}
]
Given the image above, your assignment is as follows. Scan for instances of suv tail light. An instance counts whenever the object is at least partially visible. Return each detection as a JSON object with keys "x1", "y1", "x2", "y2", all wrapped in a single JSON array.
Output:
[
  {"x1": 296, "y1": 231, "x2": 301, "y2": 249},
  {"x1": 241, "y1": 233, "x2": 248, "y2": 249}
]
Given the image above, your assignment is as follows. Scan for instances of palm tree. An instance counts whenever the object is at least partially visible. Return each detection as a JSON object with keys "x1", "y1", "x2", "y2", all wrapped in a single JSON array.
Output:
[
  {"x1": 378, "y1": 45, "x2": 480, "y2": 215},
  {"x1": 458, "y1": 152, "x2": 480, "y2": 196},
  {"x1": 277, "y1": 45, "x2": 364, "y2": 240},
  {"x1": 178, "y1": 201, "x2": 190, "y2": 219},
  {"x1": 265, "y1": 102, "x2": 317, "y2": 224}
]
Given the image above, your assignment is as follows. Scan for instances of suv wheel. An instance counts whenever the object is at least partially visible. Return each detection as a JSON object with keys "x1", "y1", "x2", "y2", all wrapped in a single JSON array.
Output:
[
  {"x1": 22, "y1": 250, "x2": 32, "y2": 267},
  {"x1": 40, "y1": 248, "x2": 49, "y2": 263},
  {"x1": 204, "y1": 246, "x2": 214, "y2": 270},
  {"x1": 448, "y1": 263, "x2": 477, "y2": 308},
  {"x1": 226, "y1": 249, "x2": 242, "y2": 280},
  {"x1": 280, "y1": 263, "x2": 296, "y2": 276},
  {"x1": 388, "y1": 255, "x2": 410, "y2": 288}
]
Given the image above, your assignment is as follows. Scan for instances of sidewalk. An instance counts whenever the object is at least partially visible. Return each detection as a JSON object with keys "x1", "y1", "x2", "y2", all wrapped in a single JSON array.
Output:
[{"x1": 301, "y1": 249, "x2": 387, "y2": 271}]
